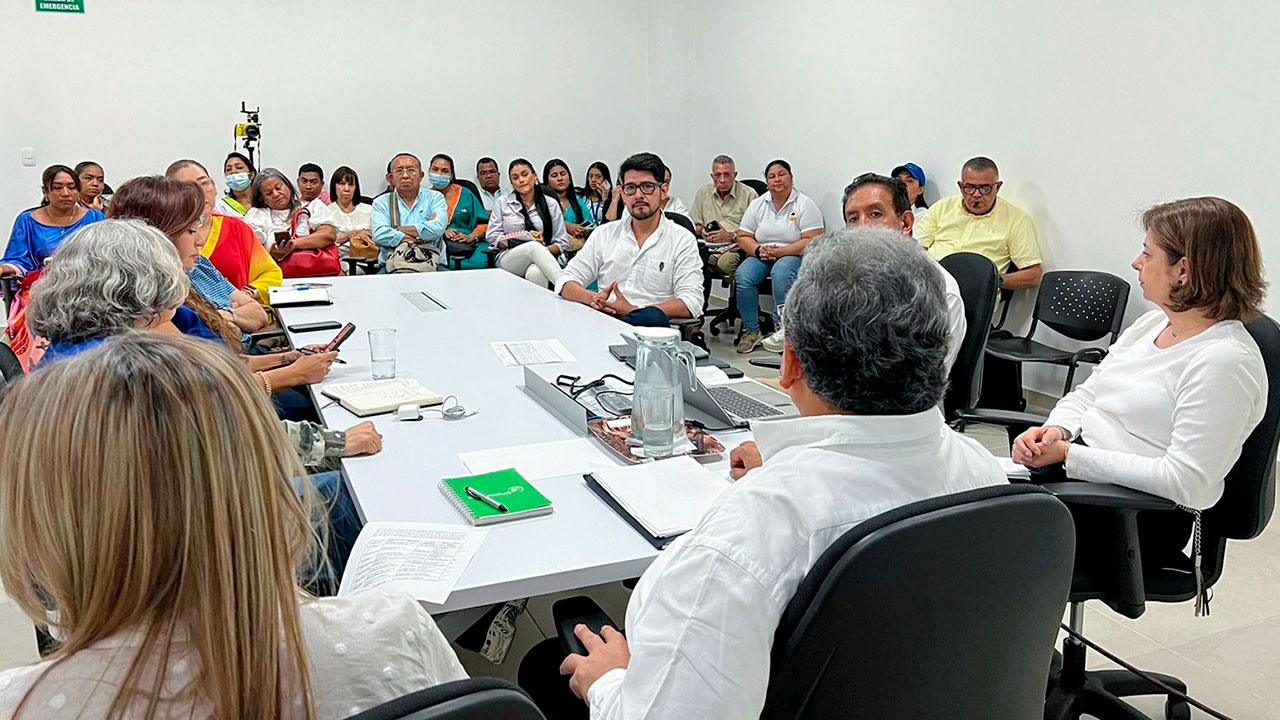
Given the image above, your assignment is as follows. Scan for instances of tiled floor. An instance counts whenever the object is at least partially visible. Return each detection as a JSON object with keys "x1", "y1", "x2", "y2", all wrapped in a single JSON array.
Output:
[{"x1": 3, "y1": 306, "x2": 1277, "y2": 718}]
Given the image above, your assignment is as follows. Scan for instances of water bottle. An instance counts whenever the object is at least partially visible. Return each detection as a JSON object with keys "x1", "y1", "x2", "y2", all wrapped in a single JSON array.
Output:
[{"x1": 631, "y1": 327, "x2": 696, "y2": 458}]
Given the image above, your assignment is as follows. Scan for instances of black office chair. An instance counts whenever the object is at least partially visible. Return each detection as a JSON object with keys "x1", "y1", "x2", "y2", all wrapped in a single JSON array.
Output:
[
  {"x1": 1040, "y1": 314, "x2": 1280, "y2": 720},
  {"x1": 634, "y1": 211, "x2": 705, "y2": 349},
  {"x1": 454, "y1": 178, "x2": 482, "y2": 202},
  {"x1": 0, "y1": 343, "x2": 23, "y2": 389},
  {"x1": 985, "y1": 270, "x2": 1130, "y2": 395},
  {"x1": 760, "y1": 484, "x2": 1073, "y2": 719},
  {"x1": 742, "y1": 178, "x2": 768, "y2": 195},
  {"x1": 939, "y1": 253, "x2": 1001, "y2": 424},
  {"x1": 345, "y1": 678, "x2": 545, "y2": 720}
]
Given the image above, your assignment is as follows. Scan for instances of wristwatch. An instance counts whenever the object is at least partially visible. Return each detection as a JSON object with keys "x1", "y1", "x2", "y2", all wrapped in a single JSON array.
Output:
[{"x1": 753, "y1": 246, "x2": 762, "y2": 259}]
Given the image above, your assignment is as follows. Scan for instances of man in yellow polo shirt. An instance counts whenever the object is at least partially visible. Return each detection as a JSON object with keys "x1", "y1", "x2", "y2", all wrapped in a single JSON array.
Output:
[{"x1": 913, "y1": 156, "x2": 1043, "y2": 290}]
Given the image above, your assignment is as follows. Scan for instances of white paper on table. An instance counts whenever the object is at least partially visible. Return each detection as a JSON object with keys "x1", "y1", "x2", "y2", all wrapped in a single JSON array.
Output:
[
  {"x1": 459, "y1": 438, "x2": 614, "y2": 480},
  {"x1": 590, "y1": 456, "x2": 732, "y2": 537},
  {"x1": 695, "y1": 365, "x2": 732, "y2": 386},
  {"x1": 338, "y1": 522, "x2": 487, "y2": 604},
  {"x1": 490, "y1": 339, "x2": 576, "y2": 367},
  {"x1": 999, "y1": 457, "x2": 1032, "y2": 481}
]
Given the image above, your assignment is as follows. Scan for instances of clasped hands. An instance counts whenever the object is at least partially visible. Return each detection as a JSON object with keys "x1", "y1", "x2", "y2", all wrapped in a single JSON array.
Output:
[
  {"x1": 1011, "y1": 426, "x2": 1071, "y2": 468},
  {"x1": 756, "y1": 244, "x2": 782, "y2": 262},
  {"x1": 589, "y1": 281, "x2": 638, "y2": 317}
]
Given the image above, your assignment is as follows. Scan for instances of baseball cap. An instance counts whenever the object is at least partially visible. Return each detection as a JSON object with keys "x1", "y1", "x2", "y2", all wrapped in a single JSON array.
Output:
[{"x1": 890, "y1": 163, "x2": 926, "y2": 187}]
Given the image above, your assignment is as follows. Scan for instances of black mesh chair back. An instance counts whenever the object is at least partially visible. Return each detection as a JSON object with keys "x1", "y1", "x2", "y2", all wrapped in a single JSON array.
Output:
[
  {"x1": 939, "y1": 253, "x2": 999, "y2": 419},
  {"x1": 760, "y1": 485, "x2": 1074, "y2": 720},
  {"x1": 665, "y1": 211, "x2": 696, "y2": 235},
  {"x1": 1205, "y1": 314, "x2": 1280, "y2": 542},
  {"x1": 742, "y1": 178, "x2": 768, "y2": 196},
  {"x1": 1031, "y1": 271, "x2": 1130, "y2": 342},
  {"x1": 454, "y1": 178, "x2": 482, "y2": 202},
  {"x1": 345, "y1": 678, "x2": 545, "y2": 720}
]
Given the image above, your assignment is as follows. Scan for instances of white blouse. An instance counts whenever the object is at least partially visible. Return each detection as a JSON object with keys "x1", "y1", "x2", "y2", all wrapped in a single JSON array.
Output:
[
  {"x1": 244, "y1": 198, "x2": 336, "y2": 248},
  {"x1": 1046, "y1": 309, "x2": 1267, "y2": 509},
  {"x1": 0, "y1": 590, "x2": 468, "y2": 719},
  {"x1": 330, "y1": 203, "x2": 372, "y2": 234}
]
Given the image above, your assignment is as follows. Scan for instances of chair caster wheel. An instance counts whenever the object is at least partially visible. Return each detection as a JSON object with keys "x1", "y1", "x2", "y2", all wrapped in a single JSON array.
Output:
[
  {"x1": 1165, "y1": 697, "x2": 1190, "y2": 720},
  {"x1": 709, "y1": 326, "x2": 720, "y2": 337}
]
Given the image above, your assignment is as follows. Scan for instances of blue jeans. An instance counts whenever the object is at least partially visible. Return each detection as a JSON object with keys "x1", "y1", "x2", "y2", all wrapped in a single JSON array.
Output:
[
  {"x1": 621, "y1": 306, "x2": 670, "y2": 327},
  {"x1": 299, "y1": 471, "x2": 363, "y2": 595},
  {"x1": 735, "y1": 255, "x2": 802, "y2": 332}
]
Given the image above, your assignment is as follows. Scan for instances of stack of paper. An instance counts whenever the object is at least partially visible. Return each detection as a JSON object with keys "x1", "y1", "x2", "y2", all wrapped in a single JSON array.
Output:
[
  {"x1": 338, "y1": 522, "x2": 487, "y2": 604},
  {"x1": 999, "y1": 457, "x2": 1032, "y2": 481},
  {"x1": 590, "y1": 456, "x2": 731, "y2": 538},
  {"x1": 459, "y1": 438, "x2": 614, "y2": 480}
]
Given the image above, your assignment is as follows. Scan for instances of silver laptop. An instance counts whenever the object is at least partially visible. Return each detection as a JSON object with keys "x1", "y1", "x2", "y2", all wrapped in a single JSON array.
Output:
[
  {"x1": 619, "y1": 333, "x2": 797, "y2": 426},
  {"x1": 682, "y1": 372, "x2": 799, "y2": 428}
]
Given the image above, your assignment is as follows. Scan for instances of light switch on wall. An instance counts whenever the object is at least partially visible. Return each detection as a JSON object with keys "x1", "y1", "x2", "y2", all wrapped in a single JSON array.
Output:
[{"x1": 21, "y1": 148, "x2": 36, "y2": 167}]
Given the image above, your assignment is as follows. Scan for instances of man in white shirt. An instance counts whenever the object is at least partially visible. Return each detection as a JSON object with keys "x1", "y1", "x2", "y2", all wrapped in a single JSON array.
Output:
[
  {"x1": 557, "y1": 153, "x2": 703, "y2": 326},
  {"x1": 841, "y1": 172, "x2": 968, "y2": 371},
  {"x1": 476, "y1": 156, "x2": 508, "y2": 212},
  {"x1": 555, "y1": 227, "x2": 1006, "y2": 718}
]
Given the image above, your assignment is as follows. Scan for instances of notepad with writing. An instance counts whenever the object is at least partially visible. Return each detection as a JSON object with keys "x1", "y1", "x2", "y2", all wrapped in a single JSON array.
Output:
[
  {"x1": 439, "y1": 469, "x2": 554, "y2": 525},
  {"x1": 320, "y1": 378, "x2": 443, "y2": 417},
  {"x1": 587, "y1": 456, "x2": 731, "y2": 544},
  {"x1": 269, "y1": 285, "x2": 331, "y2": 307}
]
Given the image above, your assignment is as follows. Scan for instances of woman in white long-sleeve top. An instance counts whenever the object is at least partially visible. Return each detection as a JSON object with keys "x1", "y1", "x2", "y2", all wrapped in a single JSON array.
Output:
[
  {"x1": 1013, "y1": 196, "x2": 1268, "y2": 573},
  {"x1": 486, "y1": 158, "x2": 567, "y2": 287}
]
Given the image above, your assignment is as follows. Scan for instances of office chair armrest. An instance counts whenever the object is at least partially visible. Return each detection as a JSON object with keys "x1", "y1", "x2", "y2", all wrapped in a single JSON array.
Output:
[
  {"x1": 1039, "y1": 481, "x2": 1177, "y2": 511},
  {"x1": 669, "y1": 317, "x2": 702, "y2": 328},
  {"x1": 955, "y1": 408, "x2": 1048, "y2": 428},
  {"x1": 1069, "y1": 347, "x2": 1108, "y2": 365},
  {"x1": 749, "y1": 358, "x2": 782, "y2": 370}
]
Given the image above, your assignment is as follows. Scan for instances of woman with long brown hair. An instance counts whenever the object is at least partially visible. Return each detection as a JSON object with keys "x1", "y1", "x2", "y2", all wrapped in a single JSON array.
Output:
[{"x1": 0, "y1": 333, "x2": 465, "y2": 719}]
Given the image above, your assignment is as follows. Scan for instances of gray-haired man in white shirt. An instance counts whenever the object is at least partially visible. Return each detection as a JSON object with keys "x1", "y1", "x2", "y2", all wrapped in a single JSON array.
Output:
[
  {"x1": 556, "y1": 227, "x2": 1006, "y2": 718},
  {"x1": 557, "y1": 152, "x2": 703, "y2": 326}
]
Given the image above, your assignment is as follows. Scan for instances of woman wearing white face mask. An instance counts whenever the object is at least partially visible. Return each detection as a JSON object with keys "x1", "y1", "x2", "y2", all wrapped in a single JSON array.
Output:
[
  {"x1": 220, "y1": 152, "x2": 256, "y2": 216},
  {"x1": 425, "y1": 154, "x2": 489, "y2": 270}
]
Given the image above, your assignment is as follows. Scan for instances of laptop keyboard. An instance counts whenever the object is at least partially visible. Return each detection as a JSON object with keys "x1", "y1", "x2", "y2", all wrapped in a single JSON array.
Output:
[{"x1": 708, "y1": 386, "x2": 785, "y2": 419}]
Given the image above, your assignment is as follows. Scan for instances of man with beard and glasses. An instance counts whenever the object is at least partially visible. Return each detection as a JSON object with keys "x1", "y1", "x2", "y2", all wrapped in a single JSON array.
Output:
[{"x1": 556, "y1": 152, "x2": 703, "y2": 326}]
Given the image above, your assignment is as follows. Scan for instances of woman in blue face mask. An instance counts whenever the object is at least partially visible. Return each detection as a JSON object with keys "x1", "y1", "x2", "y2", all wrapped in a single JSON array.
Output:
[
  {"x1": 427, "y1": 154, "x2": 490, "y2": 270},
  {"x1": 220, "y1": 152, "x2": 256, "y2": 216}
]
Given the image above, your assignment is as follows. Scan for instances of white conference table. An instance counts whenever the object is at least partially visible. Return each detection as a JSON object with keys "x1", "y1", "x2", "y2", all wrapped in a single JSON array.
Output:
[{"x1": 278, "y1": 269, "x2": 751, "y2": 613}]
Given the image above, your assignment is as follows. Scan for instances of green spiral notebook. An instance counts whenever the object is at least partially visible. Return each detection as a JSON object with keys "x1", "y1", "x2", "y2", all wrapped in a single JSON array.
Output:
[{"x1": 439, "y1": 468, "x2": 555, "y2": 525}]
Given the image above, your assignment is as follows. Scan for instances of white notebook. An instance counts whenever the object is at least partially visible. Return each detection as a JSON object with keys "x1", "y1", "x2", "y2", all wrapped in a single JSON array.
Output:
[
  {"x1": 269, "y1": 285, "x2": 331, "y2": 307},
  {"x1": 590, "y1": 456, "x2": 731, "y2": 538},
  {"x1": 320, "y1": 378, "x2": 443, "y2": 417}
]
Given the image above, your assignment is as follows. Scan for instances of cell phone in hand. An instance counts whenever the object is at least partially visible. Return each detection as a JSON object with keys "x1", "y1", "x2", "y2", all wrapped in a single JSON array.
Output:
[
  {"x1": 274, "y1": 230, "x2": 291, "y2": 245},
  {"x1": 705, "y1": 220, "x2": 721, "y2": 232},
  {"x1": 323, "y1": 322, "x2": 357, "y2": 352}
]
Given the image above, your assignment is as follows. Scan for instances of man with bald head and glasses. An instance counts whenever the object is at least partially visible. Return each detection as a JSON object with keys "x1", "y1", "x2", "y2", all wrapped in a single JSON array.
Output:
[{"x1": 912, "y1": 156, "x2": 1043, "y2": 290}]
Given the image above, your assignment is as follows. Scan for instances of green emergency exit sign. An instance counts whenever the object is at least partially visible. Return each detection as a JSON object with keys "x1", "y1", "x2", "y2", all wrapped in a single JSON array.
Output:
[{"x1": 36, "y1": 0, "x2": 84, "y2": 12}]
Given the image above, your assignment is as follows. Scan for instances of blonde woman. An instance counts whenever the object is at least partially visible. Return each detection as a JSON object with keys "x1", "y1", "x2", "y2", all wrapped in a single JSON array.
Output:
[{"x1": 0, "y1": 333, "x2": 466, "y2": 719}]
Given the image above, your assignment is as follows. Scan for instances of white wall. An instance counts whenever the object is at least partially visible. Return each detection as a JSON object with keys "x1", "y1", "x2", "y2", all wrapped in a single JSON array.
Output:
[
  {"x1": 692, "y1": 0, "x2": 1280, "y2": 395},
  {"x1": 0, "y1": 0, "x2": 668, "y2": 224},
  {"x1": 4, "y1": 0, "x2": 1276, "y2": 396}
]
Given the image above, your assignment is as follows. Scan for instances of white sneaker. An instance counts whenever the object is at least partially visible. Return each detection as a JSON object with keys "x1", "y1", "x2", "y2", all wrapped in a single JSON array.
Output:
[{"x1": 761, "y1": 327, "x2": 785, "y2": 353}]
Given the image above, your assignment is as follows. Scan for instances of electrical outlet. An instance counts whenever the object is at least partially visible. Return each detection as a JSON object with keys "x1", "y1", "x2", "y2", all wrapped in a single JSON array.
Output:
[{"x1": 21, "y1": 148, "x2": 36, "y2": 167}]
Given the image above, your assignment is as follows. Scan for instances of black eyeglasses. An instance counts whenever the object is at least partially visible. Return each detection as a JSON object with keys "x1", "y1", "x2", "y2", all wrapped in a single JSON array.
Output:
[
  {"x1": 620, "y1": 182, "x2": 662, "y2": 196},
  {"x1": 960, "y1": 183, "x2": 996, "y2": 196}
]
